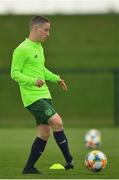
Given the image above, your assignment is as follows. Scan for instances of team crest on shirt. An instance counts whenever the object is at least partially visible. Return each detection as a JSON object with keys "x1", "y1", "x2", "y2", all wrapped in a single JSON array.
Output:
[{"x1": 45, "y1": 108, "x2": 52, "y2": 116}]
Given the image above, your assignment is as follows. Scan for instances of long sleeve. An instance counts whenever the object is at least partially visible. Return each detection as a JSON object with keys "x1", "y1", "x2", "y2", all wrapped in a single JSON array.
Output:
[
  {"x1": 11, "y1": 48, "x2": 37, "y2": 86},
  {"x1": 44, "y1": 67, "x2": 61, "y2": 83}
]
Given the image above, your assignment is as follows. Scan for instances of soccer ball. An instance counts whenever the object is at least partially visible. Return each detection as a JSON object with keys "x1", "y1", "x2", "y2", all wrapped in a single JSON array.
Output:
[
  {"x1": 84, "y1": 129, "x2": 101, "y2": 149},
  {"x1": 85, "y1": 150, "x2": 107, "y2": 172}
]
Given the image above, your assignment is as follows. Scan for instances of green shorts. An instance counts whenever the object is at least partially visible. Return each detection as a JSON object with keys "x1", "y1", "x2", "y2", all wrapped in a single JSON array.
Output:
[{"x1": 26, "y1": 99, "x2": 56, "y2": 125}]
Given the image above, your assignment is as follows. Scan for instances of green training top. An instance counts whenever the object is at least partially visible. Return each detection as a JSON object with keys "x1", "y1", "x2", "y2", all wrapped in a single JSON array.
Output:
[{"x1": 11, "y1": 38, "x2": 61, "y2": 107}]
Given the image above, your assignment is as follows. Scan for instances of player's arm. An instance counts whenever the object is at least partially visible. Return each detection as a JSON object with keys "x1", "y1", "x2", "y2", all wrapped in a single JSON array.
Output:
[
  {"x1": 44, "y1": 67, "x2": 60, "y2": 82},
  {"x1": 44, "y1": 67, "x2": 68, "y2": 91},
  {"x1": 11, "y1": 48, "x2": 37, "y2": 86}
]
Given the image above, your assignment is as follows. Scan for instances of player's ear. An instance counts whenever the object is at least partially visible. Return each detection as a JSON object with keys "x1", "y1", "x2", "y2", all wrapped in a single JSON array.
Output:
[{"x1": 34, "y1": 24, "x2": 39, "y2": 31}]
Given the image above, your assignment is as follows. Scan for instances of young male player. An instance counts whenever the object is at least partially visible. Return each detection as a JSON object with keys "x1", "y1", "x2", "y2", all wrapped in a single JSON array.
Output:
[{"x1": 11, "y1": 15, "x2": 73, "y2": 174}]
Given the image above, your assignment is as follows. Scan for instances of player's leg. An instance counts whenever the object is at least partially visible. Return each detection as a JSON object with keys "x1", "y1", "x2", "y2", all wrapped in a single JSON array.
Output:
[
  {"x1": 48, "y1": 113, "x2": 74, "y2": 169},
  {"x1": 23, "y1": 124, "x2": 51, "y2": 174},
  {"x1": 23, "y1": 99, "x2": 53, "y2": 174}
]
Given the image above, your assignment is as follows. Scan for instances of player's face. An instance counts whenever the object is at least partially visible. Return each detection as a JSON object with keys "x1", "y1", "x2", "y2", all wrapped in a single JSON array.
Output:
[{"x1": 35, "y1": 22, "x2": 50, "y2": 42}]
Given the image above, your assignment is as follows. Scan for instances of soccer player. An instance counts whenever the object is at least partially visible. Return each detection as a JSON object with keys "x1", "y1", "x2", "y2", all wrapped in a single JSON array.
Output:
[{"x1": 11, "y1": 15, "x2": 73, "y2": 174}]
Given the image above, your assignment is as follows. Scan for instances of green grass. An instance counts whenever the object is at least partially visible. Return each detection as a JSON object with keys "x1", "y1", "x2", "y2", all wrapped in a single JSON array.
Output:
[
  {"x1": 0, "y1": 127, "x2": 119, "y2": 179},
  {"x1": 0, "y1": 15, "x2": 119, "y2": 178}
]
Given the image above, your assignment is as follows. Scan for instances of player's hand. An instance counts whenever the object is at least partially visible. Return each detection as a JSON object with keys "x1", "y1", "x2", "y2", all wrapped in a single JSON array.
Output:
[
  {"x1": 58, "y1": 79, "x2": 68, "y2": 91},
  {"x1": 35, "y1": 79, "x2": 45, "y2": 87}
]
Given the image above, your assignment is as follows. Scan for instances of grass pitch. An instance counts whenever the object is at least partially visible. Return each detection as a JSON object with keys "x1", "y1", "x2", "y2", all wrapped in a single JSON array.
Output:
[
  {"x1": 0, "y1": 14, "x2": 119, "y2": 179},
  {"x1": 0, "y1": 127, "x2": 118, "y2": 179}
]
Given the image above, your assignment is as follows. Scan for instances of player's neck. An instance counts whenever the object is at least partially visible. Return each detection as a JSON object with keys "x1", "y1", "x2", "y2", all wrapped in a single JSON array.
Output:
[{"x1": 28, "y1": 33, "x2": 39, "y2": 43}]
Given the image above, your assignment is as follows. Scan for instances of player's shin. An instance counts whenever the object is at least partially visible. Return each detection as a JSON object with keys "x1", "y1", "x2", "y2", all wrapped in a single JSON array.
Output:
[
  {"x1": 23, "y1": 137, "x2": 47, "y2": 169},
  {"x1": 53, "y1": 130, "x2": 73, "y2": 164}
]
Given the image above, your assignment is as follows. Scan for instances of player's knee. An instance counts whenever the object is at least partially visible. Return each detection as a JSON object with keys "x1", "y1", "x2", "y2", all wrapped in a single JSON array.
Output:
[
  {"x1": 48, "y1": 114, "x2": 63, "y2": 131},
  {"x1": 55, "y1": 119, "x2": 63, "y2": 131}
]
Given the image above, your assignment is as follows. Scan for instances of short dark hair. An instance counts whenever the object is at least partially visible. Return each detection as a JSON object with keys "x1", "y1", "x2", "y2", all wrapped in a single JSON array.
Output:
[{"x1": 30, "y1": 15, "x2": 50, "y2": 30}]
